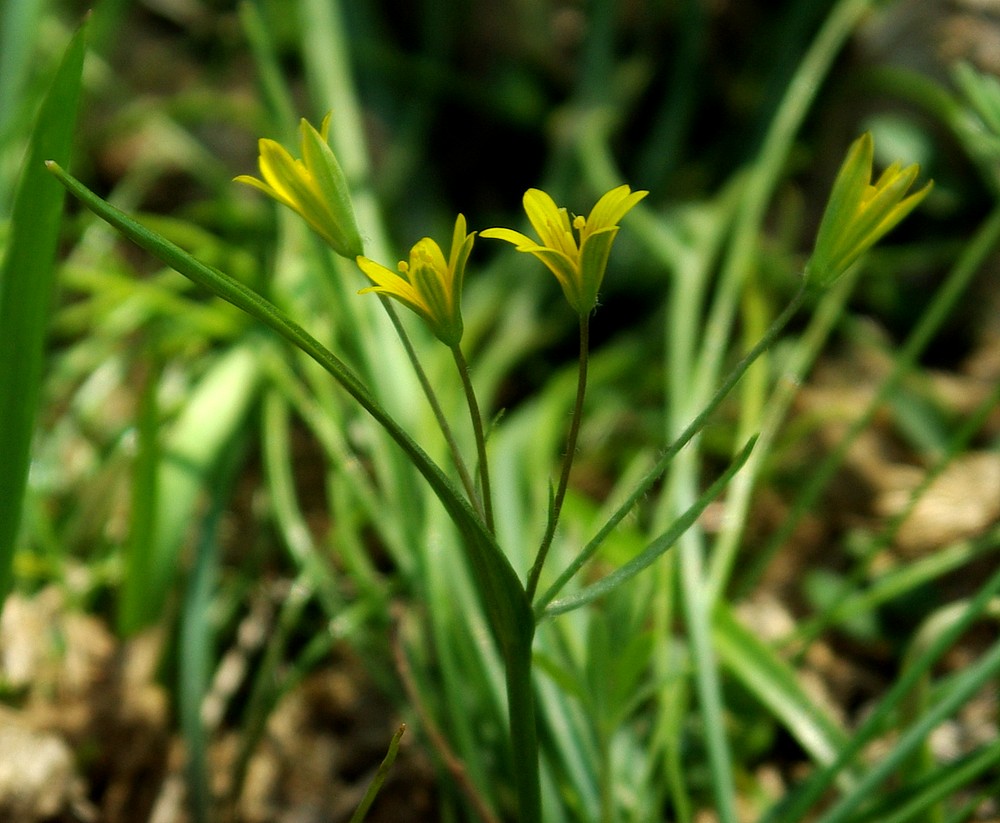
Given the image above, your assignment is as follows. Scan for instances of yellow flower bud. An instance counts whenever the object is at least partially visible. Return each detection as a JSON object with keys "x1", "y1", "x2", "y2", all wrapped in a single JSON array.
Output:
[
  {"x1": 235, "y1": 114, "x2": 363, "y2": 260},
  {"x1": 805, "y1": 133, "x2": 931, "y2": 288}
]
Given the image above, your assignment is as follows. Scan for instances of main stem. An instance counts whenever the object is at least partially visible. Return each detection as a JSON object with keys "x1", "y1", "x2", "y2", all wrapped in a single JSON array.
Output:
[
  {"x1": 452, "y1": 345, "x2": 495, "y2": 533},
  {"x1": 527, "y1": 315, "x2": 590, "y2": 601}
]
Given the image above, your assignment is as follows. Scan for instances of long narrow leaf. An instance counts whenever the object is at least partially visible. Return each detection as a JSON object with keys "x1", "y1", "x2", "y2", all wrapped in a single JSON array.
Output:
[
  {"x1": 713, "y1": 603, "x2": 850, "y2": 771},
  {"x1": 764, "y1": 561, "x2": 1000, "y2": 823},
  {"x1": 815, "y1": 638, "x2": 1000, "y2": 823},
  {"x1": 0, "y1": 23, "x2": 86, "y2": 602},
  {"x1": 853, "y1": 738, "x2": 1000, "y2": 823},
  {"x1": 121, "y1": 344, "x2": 260, "y2": 634},
  {"x1": 543, "y1": 436, "x2": 758, "y2": 618}
]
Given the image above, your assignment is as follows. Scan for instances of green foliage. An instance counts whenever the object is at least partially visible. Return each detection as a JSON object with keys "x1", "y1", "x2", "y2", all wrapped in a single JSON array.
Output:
[
  {"x1": 0, "y1": 21, "x2": 85, "y2": 603},
  {"x1": 4, "y1": 1, "x2": 999, "y2": 822}
]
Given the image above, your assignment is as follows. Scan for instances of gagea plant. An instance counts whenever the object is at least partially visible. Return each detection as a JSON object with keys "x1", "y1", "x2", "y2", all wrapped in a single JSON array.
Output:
[{"x1": 48, "y1": 110, "x2": 928, "y2": 821}]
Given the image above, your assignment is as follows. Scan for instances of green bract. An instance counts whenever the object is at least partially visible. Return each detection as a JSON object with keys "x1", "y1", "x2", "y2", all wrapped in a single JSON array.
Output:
[
  {"x1": 805, "y1": 132, "x2": 932, "y2": 288},
  {"x1": 482, "y1": 185, "x2": 647, "y2": 316},
  {"x1": 356, "y1": 214, "x2": 474, "y2": 347},
  {"x1": 235, "y1": 114, "x2": 364, "y2": 260}
]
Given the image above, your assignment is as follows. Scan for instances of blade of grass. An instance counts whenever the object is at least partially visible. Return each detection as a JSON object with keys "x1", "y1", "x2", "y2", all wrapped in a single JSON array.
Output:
[
  {"x1": 348, "y1": 725, "x2": 407, "y2": 823},
  {"x1": 259, "y1": 388, "x2": 343, "y2": 617},
  {"x1": 789, "y1": 525, "x2": 1000, "y2": 650},
  {"x1": 712, "y1": 603, "x2": 850, "y2": 773},
  {"x1": 119, "y1": 343, "x2": 261, "y2": 633},
  {"x1": 814, "y1": 636, "x2": 1000, "y2": 823},
  {"x1": 0, "y1": 21, "x2": 86, "y2": 603},
  {"x1": 0, "y1": 0, "x2": 46, "y2": 159},
  {"x1": 179, "y1": 504, "x2": 221, "y2": 823},
  {"x1": 855, "y1": 738, "x2": 1000, "y2": 823}
]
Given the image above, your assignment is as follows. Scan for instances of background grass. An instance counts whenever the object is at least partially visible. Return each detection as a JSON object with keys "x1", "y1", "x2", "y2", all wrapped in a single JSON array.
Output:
[{"x1": 1, "y1": 1, "x2": 998, "y2": 821}]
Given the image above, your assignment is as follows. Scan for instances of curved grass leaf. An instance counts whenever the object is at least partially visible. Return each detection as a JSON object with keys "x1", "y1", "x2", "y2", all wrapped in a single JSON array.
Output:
[
  {"x1": 0, "y1": 22, "x2": 86, "y2": 603},
  {"x1": 712, "y1": 603, "x2": 850, "y2": 773}
]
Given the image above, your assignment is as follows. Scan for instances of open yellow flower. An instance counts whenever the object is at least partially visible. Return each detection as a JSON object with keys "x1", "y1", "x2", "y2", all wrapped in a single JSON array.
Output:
[
  {"x1": 235, "y1": 114, "x2": 363, "y2": 260},
  {"x1": 356, "y1": 215, "x2": 474, "y2": 347},
  {"x1": 481, "y1": 185, "x2": 647, "y2": 315},
  {"x1": 805, "y1": 132, "x2": 932, "y2": 288}
]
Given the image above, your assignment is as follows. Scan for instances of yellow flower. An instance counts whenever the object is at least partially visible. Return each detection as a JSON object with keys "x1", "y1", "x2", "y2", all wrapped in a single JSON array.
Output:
[
  {"x1": 356, "y1": 215, "x2": 474, "y2": 347},
  {"x1": 481, "y1": 185, "x2": 647, "y2": 315},
  {"x1": 235, "y1": 114, "x2": 363, "y2": 260},
  {"x1": 805, "y1": 132, "x2": 932, "y2": 288}
]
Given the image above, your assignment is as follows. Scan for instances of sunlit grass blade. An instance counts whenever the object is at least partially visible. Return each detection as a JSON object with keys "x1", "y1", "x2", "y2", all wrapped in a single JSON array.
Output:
[
  {"x1": 712, "y1": 603, "x2": 850, "y2": 773},
  {"x1": 542, "y1": 435, "x2": 757, "y2": 618},
  {"x1": 0, "y1": 22, "x2": 86, "y2": 603},
  {"x1": 120, "y1": 344, "x2": 260, "y2": 633}
]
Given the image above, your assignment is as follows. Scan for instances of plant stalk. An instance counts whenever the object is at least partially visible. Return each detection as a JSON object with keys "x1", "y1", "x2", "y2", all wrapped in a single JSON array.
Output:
[
  {"x1": 452, "y1": 344, "x2": 495, "y2": 533},
  {"x1": 528, "y1": 314, "x2": 590, "y2": 600}
]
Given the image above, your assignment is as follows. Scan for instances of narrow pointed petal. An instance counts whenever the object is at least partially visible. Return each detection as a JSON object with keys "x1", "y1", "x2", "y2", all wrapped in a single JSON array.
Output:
[
  {"x1": 586, "y1": 185, "x2": 647, "y2": 232},
  {"x1": 480, "y1": 227, "x2": 538, "y2": 248},
  {"x1": 523, "y1": 189, "x2": 574, "y2": 252}
]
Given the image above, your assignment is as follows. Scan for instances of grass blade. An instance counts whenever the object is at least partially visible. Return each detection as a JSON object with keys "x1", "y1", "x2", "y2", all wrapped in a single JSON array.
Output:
[
  {"x1": 0, "y1": 21, "x2": 86, "y2": 603},
  {"x1": 713, "y1": 603, "x2": 850, "y2": 771},
  {"x1": 120, "y1": 344, "x2": 261, "y2": 634},
  {"x1": 348, "y1": 725, "x2": 407, "y2": 823}
]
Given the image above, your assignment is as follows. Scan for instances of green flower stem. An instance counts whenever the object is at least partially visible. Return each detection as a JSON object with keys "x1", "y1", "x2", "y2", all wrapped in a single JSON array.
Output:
[
  {"x1": 451, "y1": 344, "x2": 495, "y2": 534},
  {"x1": 527, "y1": 314, "x2": 590, "y2": 601},
  {"x1": 379, "y1": 295, "x2": 482, "y2": 517},
  {"x1": 536, "y1": 283, "x2": 806, "y2": 616}
]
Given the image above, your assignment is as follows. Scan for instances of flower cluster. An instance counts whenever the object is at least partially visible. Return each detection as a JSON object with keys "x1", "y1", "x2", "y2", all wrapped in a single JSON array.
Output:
[{"x1": 237, "y1": 116, "x2": 930, "y2": 338}]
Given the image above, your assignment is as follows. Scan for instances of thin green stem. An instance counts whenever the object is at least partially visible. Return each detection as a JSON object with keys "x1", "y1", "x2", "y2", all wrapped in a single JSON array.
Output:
[
  {"x1": 528, "y1": 314, "x2": 590, "y2": 601},
  {"x1": 452, "y1": 344, "x2": 495, "y2": 534},
  {"x1": 379, "y1": 296, "x2": 482, "y2": 517},
  {"x1": 536, "y1": 284, "x2": 806, "y2": 615}
]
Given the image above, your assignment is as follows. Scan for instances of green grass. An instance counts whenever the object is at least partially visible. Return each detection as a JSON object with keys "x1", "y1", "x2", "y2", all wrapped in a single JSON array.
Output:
[{"x1": 3, "y1": 1, "x2": 999, "y2": 821}]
